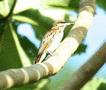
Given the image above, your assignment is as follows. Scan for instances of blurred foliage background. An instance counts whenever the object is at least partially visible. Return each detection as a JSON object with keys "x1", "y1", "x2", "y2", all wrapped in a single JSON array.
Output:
[{"x1": 0, "y1": 0, "x2": 106, "y2": 90}]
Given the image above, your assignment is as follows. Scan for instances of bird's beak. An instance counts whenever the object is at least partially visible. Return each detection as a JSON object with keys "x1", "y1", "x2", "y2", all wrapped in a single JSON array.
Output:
[{"x1": 65, "y1": 22, "x2": 73, "y2": 26}]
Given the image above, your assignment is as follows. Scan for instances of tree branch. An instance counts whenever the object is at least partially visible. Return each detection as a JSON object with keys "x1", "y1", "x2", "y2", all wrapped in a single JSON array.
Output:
[
  {"x1": 0, "y1": 0, "x2": 95, "y2": 89},
  {"x1": 61, "y1": 42, "x2": 106, "y2": 90}
]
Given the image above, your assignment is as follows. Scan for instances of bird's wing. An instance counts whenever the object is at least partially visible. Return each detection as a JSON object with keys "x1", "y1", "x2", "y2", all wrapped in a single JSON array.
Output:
[
  {"x1": 38, "y1": 40, "x2": 52, "y2": 54},
  {"x1": 38, "y1": 30, "x2": 56, "y2": 54},
  {"x1": 43, "y1": 26, "x2": 60, "y2": 41},
  {"x1": 38, "y1": 26, "x2": 60, "y2": 53}
]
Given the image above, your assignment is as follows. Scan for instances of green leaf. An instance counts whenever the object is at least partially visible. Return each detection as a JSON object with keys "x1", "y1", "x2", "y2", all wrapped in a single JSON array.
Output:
[
  {"x1": 9, "y1": 23, "x2": 32, "y2": 67},
  {"x1": 0, "y1": 0, "x2": 9, "y2": 16},
  {"x1": 97, "y1": 82, "x2": 106, "y2": 90},
  {"x1": 97, "y1": 0, "x2": 106, "y2": 11},
  {"x1": 17, "y1": 9, "x2": 53, "y2": 28},
  {"x1": 17, "y1": 9, "x2": 53, "y2": 40},
  {"x1": 44, "y1": 0, "x2": 70, "y2": 7},
  {"x1": 74, "y1": 43, "x2": 87, "y2": 55},
  {"x1": 44, "y1": 0, "x2": 79, "y2": 11},
  {"x1": 81, "y1": 78, "x2": 106, "y2": 90},
  {"x1": 0, "y1": 23, "x2": 31, "y2": 71},
  {"x1": 0, "y1": 23, "x2": 22, "y2": 71},
  {"x1": 13, "y1": 15, "x2": 38, "y2": 26},
  {"x1": 18, "y1": 36, "x2": 38, "y2": 62}
]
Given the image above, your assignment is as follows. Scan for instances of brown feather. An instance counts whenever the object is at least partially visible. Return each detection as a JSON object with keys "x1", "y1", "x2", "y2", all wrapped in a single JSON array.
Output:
[
  {"x1": 34, "y1": 53, "x2": 43, "y2": 63},
  {"x1": 35, "y1": 42, "x2": 51, "y2": 63}
]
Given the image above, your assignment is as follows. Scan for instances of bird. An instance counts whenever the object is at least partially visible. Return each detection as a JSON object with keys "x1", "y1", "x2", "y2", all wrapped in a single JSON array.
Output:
[{"x1": 34, "y1": 20, "x2": 71, "y2": 64}]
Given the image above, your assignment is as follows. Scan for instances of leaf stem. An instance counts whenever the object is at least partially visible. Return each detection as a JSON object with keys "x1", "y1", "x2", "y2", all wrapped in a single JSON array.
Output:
[
  {"x1": 6, "y1": 0, "x2": 17, "y2": 19},
  {"x1": 0, "y1": 0, "x2": 17, "y2": 22}
]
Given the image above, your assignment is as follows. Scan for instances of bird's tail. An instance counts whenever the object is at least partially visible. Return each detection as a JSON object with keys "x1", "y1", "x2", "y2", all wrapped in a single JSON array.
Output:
[
  {"x1": 34, "y1": 52, "x2": 46, "y2": 64},
  {"x1": 34, "y1": 53, "x2": 42, "y2": 64}
]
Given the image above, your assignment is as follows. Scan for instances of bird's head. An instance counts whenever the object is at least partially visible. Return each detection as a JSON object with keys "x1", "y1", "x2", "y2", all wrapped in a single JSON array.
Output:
[{"x1": 54, "y1": 20, "x2": 72, "y2": 28}]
